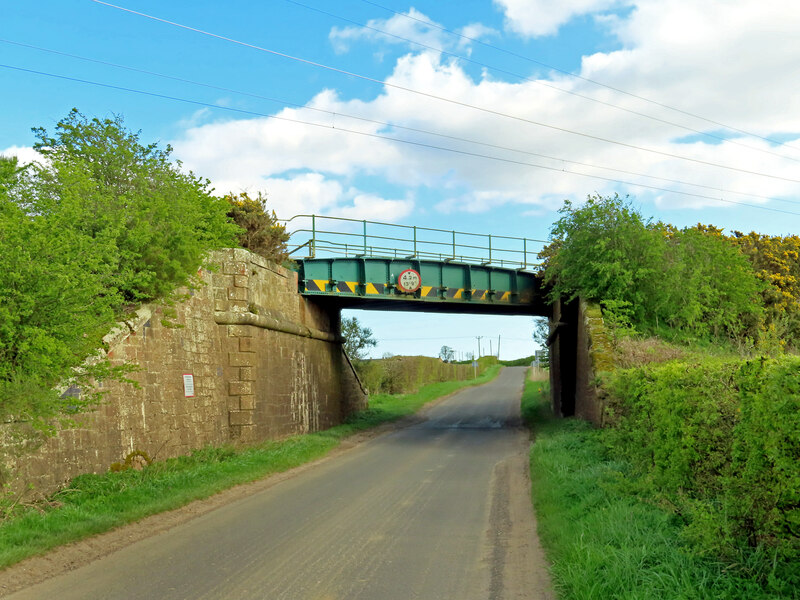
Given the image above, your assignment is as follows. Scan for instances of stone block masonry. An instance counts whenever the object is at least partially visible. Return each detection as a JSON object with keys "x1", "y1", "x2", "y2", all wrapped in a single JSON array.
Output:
[{"x1": 10, "y1": 249, "x2": 366, "y2": 495}]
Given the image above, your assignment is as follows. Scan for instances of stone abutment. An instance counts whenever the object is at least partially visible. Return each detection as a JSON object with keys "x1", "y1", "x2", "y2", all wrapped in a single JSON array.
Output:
[{"x1": 6, "y1": 249, "x2": 366, "y2": 495}]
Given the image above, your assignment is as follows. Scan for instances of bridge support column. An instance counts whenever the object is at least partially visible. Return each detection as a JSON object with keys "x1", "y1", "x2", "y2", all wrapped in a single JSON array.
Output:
[
  {"x1": 548, "y1": 298, "x2": 611, "y2": 424},
  {"x1": 548, "y1": 298, "x2": 578, "y2": 417}
]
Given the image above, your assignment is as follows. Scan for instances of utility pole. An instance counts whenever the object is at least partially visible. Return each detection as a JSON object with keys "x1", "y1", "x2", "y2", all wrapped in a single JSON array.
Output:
[
  {"x1": 497, "y1": 335, "x2": 501, "y2": 359},
  {"x1": 489, "y1": 339, "x2": 493, "y2": 357},
  {"x1": 476, "y1": 336, "x2": 483, "y2": 358}
]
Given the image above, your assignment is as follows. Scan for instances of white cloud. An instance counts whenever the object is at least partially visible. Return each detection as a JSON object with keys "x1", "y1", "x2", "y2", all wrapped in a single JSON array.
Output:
[
  {"x1": 204, "y1": 171, "x2": 414, "y2": 223},
  {"x1": 493, "y1": 0, "x2": 623, "y2": 37},
  {"x1": 172, "y1": 1, "x2": 800, "y2": 222},
  {"x1": 580, "y1": 0, "x2": 800, "y2": 134},
  {"x1": 175, "y1": 109, "x2": 213, "y2": 130},
  {"x1": 456, "y1": 23, "x2": 497, "y2": 51},
  {"x1": 338, "y1": 194, "x2": 415, "y2": 221},
  {"x1": 252, "y1": 173, "x2": 345, "y2": 217},
  {"x1": 329, "y1": 9, "x2": 496, "y2": 56},
  {"x1": 330, "y1": 8, "x2": 449, "y2": 54},
  {"x1": 1, "y1": 145, "x2": 41, "y2": 165}
]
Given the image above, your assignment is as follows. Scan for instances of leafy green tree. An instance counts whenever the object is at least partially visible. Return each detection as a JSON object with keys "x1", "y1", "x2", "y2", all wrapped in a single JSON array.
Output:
[
  {"x1": 0, "y1": 156, "x2": 24, "y2": 192},
  {"x1": 666, "y1": 227, "x2": 763, "y2": 341},
  {"x1": 532, "y1": 317, "x2": 550, "y2": 347},
  {"x1": 341, "y1": 317, "x2": 377, "y2": 360},
  {"x1": 542, "y1": 193, "x2": 666, "y2": 326},
  {"x1": 0, "y1": 110, "x2": 243, "y2": 480},
  {"x1": 224, "y1": 191, "x2": 289, "y2": 264},
  {"x1": 542, "y1": 194, "x2": 763, "y2": 345},
  {"x1": 1, "y1": 162, "x2": 127, "y2": 455},
  {"x1": 29, "y1": 108, "x2": 239, "y2": 303}
]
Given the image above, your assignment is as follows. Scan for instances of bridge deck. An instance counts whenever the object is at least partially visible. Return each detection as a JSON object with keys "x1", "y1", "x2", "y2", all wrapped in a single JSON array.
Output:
[
  {"x1": 285, "y1": 215, "x2": 549, "y2": 315},
  {"x1": 298, "y1": 257, "x2": 548, "y2": 316}
]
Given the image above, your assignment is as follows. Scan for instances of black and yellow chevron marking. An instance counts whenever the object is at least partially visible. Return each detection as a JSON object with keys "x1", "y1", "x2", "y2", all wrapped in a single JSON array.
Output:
[
  {"x1": 421, "y1": 286, "x2": 438, "y2": 298},
  {"x1": 306, "y1": 279, "x2": 512, "y2": 302},
  {"x1": 305, "y1": 279, "x2": 328, "y2": 292},
  {"x1": 365, "y1": 282, "x2": 386, "y2": 295}
]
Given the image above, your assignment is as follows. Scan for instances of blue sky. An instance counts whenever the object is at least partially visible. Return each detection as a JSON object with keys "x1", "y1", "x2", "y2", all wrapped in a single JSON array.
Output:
[{"x1": 4, "y1": 1, "x2": 800, "y2": 360}]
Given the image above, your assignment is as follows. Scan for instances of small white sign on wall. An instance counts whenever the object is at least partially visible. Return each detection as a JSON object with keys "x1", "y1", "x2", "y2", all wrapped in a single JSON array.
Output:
[{"x1": 183, "y1": 374, "x2": 195, "y2": 397}]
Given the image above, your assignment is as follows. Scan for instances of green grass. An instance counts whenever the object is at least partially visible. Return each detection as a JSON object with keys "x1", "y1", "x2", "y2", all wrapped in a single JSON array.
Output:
[
  {"x1": 0, "y1": 364, "x2": 501, "y2": 570},
  {"x1": 522, "y1": 377, "x2": 795, "y2": 600}
]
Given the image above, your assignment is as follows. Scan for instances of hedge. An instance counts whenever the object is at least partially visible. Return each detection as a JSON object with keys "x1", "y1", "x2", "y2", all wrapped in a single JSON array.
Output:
[{"x1": 604, "y1": 356, "x2": 800, "y2": 592}]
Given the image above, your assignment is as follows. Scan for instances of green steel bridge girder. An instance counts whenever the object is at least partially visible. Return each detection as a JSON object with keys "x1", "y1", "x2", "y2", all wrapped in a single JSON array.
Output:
[{"x1": 298, "y1": 257, "x2": 549, "y2": 316}]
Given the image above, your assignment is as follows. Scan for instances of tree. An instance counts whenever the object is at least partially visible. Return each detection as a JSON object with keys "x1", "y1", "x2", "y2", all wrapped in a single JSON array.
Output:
[
  {"x1": 0, "y1": 110, "x2": 242, "y2": 480},
  {"x1": 532, "y1": 317, "x2": 549, "y2": 347},
  {"x1": 542, "y1": 193, "x2": 666, "y2": 327},
  {"x1": 0, "y1": 156, "x2": 24, "y2": 191},
  {"x1": 341, "y1": 317, "x2": 377, "y2": 360},
  {"x1": 439, "y1": 345, "x2": 455, "y2": 362},
  {"x1": 224, "y1": 191, "x2": 290, "y2": 264},
  {"x1": 542, "y1": 194, "x2": 763, "y2": 344},
  {"x1": 1, "y1": 159, "x2": 129, "y2": 466},
  {"x1": 666, "y1": 226, "x2": 763, "y2": 340},
  {"x1": 29, "y1": 108, "x2": 239, "y2": 303}
]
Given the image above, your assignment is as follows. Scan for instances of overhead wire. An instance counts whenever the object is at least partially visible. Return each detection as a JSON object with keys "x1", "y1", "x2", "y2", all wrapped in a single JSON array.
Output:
[
  {"x1": 4, "y1": 62, "x2": 800, "y2": 217},
  {"x1": 281, "y1": 0, "x2": 800, "y2": 165},
  {"x1": 358, "y1": 0, "x2": 800, "y2": 154},
  {"x1": 88, "y1": 0, "x2": 800, "y2": 186},
  {"x1": 5, "y1": 37, "x2": 798, "y2": 207}
]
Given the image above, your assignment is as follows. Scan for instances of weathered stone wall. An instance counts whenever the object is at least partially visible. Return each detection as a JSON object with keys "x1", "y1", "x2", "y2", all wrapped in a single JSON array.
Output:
[
  {"x1": 573, "y1": 301, "x2": 613, "y2": 425},
  {"x1": 9, "y1": 249, "x2": 366, "y2": 495}
]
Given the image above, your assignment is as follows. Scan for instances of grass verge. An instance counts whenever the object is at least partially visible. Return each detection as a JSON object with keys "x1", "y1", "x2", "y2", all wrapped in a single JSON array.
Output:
[
  {"x1": 521, "y1": 376, "x2": 793, "y2": 600},
  {"x1": 0, "y1": 365, "x2": 501, "y2": 571}
]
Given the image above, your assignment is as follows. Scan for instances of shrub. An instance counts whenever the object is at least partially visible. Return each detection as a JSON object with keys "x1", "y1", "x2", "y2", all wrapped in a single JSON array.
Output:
[
  {"x1": 224, "y1": 191, "x2": 289, "y2": 264},
  {"x1": 731, "y1": 359, "x2": 800, "y2": 559},
  {"x1": 604, "y1": 356, "x2": 800, "y2": 590}
]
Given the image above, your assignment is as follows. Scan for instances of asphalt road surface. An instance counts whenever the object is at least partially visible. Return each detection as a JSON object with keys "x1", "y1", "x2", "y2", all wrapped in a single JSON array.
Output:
[{"x1": 6, "y1": 367, "x2": 553, "y2": 600}]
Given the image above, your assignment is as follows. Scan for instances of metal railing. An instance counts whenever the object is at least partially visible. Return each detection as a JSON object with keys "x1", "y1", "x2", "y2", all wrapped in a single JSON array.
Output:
[{"x1": 281, "y1": 214, "x2": 545, "y2": 270}]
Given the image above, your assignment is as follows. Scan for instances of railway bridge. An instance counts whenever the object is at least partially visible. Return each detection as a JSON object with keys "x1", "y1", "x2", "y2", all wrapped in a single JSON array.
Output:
[{"x1": 285, "y1": 215, "x2": 588, "y2": 418}]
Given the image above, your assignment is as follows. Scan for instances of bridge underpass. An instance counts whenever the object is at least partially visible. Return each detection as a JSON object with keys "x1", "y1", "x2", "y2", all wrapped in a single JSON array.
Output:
[{"x1": 285, "y1": 215, "x2": 583, "y2": 418}]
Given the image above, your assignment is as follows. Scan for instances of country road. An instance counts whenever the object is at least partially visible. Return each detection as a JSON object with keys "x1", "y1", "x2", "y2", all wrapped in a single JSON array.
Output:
[{"x1": 4, "y1": 367, "x2": 553, "y2": 600}]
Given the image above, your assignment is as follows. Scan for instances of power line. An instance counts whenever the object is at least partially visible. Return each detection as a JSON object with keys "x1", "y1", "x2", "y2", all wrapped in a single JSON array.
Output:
[
  {"x1": 281, "y1": 0, "x2": 800, "y2": 165},
  {"x1": 5, "y1": 38, "x2": 798, "y2": 207},
  {"x1": 358, "y1": 0, "x2": 800, "y2": 154},
  {"x1": 4, "y1": 62, "x2": 800, "y2": 216},
  {"x1": 89, "y1": 1, "x2": 800, "y2": 186}
]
